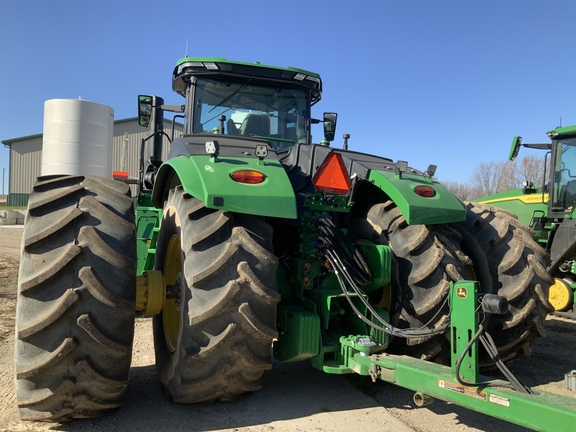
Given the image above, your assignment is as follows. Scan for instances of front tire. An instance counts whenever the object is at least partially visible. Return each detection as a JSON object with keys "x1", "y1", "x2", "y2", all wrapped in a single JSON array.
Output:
[
  {"x1": 15, "y1": 175, "x2": 136, "y2": 421},
  {"x1": 153, "y1": 187, "x2": 280, "y2": 403}
]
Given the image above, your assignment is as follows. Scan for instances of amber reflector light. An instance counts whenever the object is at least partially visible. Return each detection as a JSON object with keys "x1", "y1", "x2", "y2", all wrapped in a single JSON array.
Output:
[
  {"x1": 113, "y1": 171, "x2": 129, "y2": 180},
  {"x1": 414, "y1": 185, "x2": 436, "y2": 197},
  {"x1": 230, "y1": 170, "x2": 266, "y2": 184}
]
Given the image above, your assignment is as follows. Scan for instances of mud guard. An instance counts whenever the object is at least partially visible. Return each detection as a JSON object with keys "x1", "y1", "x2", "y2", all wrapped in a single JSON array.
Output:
[
  {"x1": 368, "y1": 170, "x2": 466, "y2": 225},
  {"x1": 152, "y1": 155, "x2": 298, "y2": 219}
]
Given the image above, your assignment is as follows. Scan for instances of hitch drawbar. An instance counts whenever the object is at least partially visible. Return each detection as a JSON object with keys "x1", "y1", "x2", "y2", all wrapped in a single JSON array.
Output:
[{"x1": 339, "y1": 281, "x2": 576, "y2": 431}]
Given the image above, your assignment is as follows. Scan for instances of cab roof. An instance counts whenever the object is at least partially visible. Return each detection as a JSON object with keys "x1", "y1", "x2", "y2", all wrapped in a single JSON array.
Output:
[{"x1": 172, "y1": 56, "x2": 322, "y2": 103}]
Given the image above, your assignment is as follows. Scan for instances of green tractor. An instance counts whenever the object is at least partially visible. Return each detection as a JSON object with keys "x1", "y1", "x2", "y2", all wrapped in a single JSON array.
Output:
[
  {"x1": 14, "y1": 57, "x2": 565, "y2": 427},
  {"x1": 477, "y1": 126, "x2": 576, "y2": 317}
]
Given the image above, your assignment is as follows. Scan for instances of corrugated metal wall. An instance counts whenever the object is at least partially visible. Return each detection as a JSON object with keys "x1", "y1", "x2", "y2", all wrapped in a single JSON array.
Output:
[
  {"x1": 112, "y1": 119, "x2": 184, "y2": 181},
  {"x1": 6, "y1": 119, "x2": 184, "y2": 206},
  {"x1": 9, "y1": 135, "x2": 43, "y2": 201}
]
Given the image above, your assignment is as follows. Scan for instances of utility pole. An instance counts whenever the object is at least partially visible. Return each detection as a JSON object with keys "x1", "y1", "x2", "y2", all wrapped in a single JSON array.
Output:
[{"x1": 2, "y1": 168, "x2": 4, "y2": 196}]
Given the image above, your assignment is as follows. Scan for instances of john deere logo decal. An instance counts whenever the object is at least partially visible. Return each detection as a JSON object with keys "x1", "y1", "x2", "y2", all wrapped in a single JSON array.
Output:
[{"x1": 456, "y1": 286, "x2": 467, "y2": 299}]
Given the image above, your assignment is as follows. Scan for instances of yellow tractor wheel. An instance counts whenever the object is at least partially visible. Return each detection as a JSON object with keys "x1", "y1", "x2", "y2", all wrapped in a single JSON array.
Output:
[{"x1": 161, "y1": 235, "x2": 183, "y2": 352}]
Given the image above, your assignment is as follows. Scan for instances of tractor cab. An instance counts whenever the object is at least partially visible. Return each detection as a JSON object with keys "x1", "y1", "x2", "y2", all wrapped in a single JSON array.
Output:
[
  {"x1": 508, "y1": 127, "x2": 576, "y2": 219},
  {"x1": 547, "y1": 127, "x2": 576, "y2": 217},
  {"x1": 171, "y1": 57, "x2": 325, "y2": 151},
  {"x1": 488, "y1": 128, "x2": 576, "y2": 313}
]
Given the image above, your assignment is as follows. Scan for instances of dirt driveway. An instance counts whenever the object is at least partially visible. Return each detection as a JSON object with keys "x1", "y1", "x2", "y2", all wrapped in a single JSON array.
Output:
[{"x1": 1, "y1": 226, "x2": 575, "y2": 432}]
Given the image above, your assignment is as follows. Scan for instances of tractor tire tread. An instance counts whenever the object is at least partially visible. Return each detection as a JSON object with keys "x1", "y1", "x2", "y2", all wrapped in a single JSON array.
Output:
[
  {"x1": 153, "y1": 187, "x2": 278, "y2": 403},
  {"x1": 15, "y1": 175, "x2": 136, "y2": 421}
]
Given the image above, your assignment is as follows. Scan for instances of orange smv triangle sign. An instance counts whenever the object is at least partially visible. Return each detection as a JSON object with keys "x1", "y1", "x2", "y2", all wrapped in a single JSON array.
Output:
[{"x1": 313, "y1": 152, "x2": 351, "y2": 195}]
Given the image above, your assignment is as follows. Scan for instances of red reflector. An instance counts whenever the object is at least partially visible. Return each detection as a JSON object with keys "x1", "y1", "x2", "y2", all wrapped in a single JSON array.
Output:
[
  {"x1": 113, "y1": 171, "x2": 129, "y2": 180},
  {"x1": 230, "y1": 170, "x2": 266, "y2": 184},
  {"x1": 313, "y1": 153, "x2": 352, "y2": 195},
  {"x1": 414, "y1": 185, "x2": 436, "y2": 197}
]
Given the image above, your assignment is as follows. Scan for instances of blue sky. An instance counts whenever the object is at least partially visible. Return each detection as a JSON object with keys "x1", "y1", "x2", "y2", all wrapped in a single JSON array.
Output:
[{"x1": 1, "y1": 0, "x2": 575, "y2": 189}]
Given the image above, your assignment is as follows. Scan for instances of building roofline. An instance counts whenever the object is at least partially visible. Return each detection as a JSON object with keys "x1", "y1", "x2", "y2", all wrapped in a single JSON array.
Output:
[{"x1": 2, "y1": 117, "x2": 183, "y2": 146}]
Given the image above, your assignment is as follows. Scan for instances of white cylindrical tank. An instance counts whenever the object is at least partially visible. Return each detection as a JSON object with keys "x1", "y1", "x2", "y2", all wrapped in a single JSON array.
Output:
[{"x1": 41, "y1": 99, "x2": 114, "y2": 177}]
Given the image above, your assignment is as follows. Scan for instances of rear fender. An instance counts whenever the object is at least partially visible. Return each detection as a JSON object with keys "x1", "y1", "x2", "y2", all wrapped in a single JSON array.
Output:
[
  {"x1": 152, "y1": 155, "x2": 297, "y2": 218},
  {"x1": 368, "y1": 170, "x2": 466, "y2": 225}
]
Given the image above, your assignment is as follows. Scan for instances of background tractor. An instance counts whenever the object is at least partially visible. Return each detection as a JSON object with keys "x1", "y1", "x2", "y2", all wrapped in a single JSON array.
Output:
[
  {"x1": 14, "y1": 57, "x2": 557, "y2": 425},
  {"x1": 477, "y1": 127, "x2": 576, "y2": 317}
]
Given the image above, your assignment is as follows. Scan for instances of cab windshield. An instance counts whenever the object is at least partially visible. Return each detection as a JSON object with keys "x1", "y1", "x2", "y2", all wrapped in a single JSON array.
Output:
[
  {"x1": 192, "y1": 77, "x2": 309, "y2": 150},
  {"x1": 552, "y1": 136, "x2": 576, "y2": 213}
]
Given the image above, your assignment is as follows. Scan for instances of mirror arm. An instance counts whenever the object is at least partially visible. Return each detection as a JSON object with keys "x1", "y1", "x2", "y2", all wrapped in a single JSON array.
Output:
[
  {"x1": 161, "y1": 104, "x2": 185, "y2": 113},
  {"x1": 524, "y1": 143, "x2": 552, "y2": 150}
]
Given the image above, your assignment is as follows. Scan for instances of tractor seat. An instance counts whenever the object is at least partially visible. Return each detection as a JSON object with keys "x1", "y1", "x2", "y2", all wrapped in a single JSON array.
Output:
[
  {"x1": 239, "y1": 114, "x2": 270, "y2": 137},
  {"x1": 227, "y1": 118, "x2": 239, "y2": 135}
]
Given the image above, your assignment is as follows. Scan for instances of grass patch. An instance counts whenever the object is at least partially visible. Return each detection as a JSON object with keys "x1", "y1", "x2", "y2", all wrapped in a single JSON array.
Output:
[{"x1": 0, "y1": 204, "x2": 26, "y2": 211}]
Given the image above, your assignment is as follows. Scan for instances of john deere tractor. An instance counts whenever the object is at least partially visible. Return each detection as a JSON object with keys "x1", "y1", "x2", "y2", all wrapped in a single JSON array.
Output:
[
  {"x1": 15, "y1": 57, "x2": 567, "y2": 428},
  {"x1": 477, "y1": 126, "x2": 576, "y2": 317}
]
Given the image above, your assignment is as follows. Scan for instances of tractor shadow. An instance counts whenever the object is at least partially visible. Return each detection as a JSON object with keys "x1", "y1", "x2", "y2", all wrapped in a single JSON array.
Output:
[
  {"x1": 50, "y1": 316, "x2": 575, "y2": 432},
  {"x1": 63, "y1": 360, "x2": 399, "y2": 432}
]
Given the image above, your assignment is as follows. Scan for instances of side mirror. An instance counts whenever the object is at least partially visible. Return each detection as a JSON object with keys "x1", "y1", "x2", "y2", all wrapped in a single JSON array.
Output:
[
  {"x1": 323, "y1": 112, "x2": 338, "y2": 142},
  {"x1": 138, "y1": 95, "x2": 153, "y2": 128},
  {"x1": 509, "y1": 136, "x2": 522, "y2": 161}
]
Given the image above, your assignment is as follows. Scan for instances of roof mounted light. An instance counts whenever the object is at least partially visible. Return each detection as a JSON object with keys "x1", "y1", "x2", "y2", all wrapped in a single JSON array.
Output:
[
  {"x1": 177, "y1": 61, "x2": 220, "y2": 74},
  {"x1": 306, "y1": 76, "x2": 321, "y2": 84},
  {"x1": 177, "y1": 62, "x2": 203, "y2": 74},
  {"x1": 293, "y1": 73, "x2": 306, "y2": 81}
]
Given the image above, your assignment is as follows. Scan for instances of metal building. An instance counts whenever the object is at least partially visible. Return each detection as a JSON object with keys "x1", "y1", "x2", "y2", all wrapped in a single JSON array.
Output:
[{"x1": 2, "y1": 118, "x2": 183, "y2": 206}]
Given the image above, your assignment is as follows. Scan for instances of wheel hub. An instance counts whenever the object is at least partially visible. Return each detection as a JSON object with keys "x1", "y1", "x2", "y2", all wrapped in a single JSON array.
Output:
[{"x1": 549, "y1": 278, "x2": 574, "y2": 311}]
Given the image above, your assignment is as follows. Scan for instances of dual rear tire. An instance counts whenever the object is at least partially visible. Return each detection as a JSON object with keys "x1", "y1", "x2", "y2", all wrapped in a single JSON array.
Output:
[{"x1": 353, "y1": 200, "x2": 553, "y2": 366}]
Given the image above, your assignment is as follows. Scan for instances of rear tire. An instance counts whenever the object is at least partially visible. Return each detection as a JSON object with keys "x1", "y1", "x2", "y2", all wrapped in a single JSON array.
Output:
[
  {"x1": 15, "y1": 175, "x2": 136, "y2": 421},
  {"x1": 351, "y1": 200, "x2": 478, "y2": 362},
  {"x1": 352, "y1": 200, "x2": 552, "y2": 367},
  {"x1": 153, "y1": 187, "x2": 280, "y2": 403},
  {"x1": 456, "y1": 202, "x2": 553, "y2": 363}
]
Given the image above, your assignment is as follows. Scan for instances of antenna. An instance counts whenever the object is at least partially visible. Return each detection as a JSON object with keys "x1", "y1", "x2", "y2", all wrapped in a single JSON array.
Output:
[
  {"x1": 560, "y1": 116, "x2": 563, "y2": 127},
  {"x1": 185, "y1": 40, "x2": 188, "y2": 57}
]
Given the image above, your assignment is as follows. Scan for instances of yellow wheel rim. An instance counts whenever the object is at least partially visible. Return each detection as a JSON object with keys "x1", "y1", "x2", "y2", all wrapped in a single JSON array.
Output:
[
  {"x1": 163, "y1": 235, "x2": 182, "y2": 352},
  {"x1": 372, "y1": 285, "x2": 392, "y2": 310},
  {"x1": 549, "y1": 278, "x2": 574, "y2": 311}
]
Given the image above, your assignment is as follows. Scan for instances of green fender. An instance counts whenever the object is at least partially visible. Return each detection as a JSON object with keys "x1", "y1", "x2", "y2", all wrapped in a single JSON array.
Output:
[
  {"x1": 152, "y1": 155, "x2": 297, "y2": 218},
  {"x1": 368, "y1": 170, "x2": 466, "y2": 225}
]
